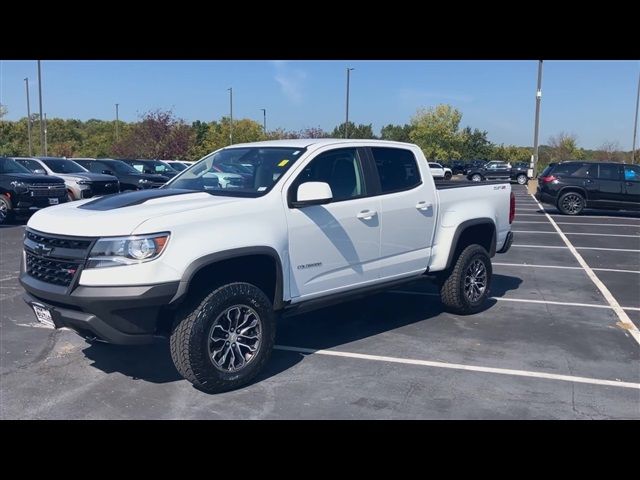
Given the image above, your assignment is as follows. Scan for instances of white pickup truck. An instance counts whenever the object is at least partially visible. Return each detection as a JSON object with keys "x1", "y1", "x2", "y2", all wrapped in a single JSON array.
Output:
[{"x1": 20, "y1": 139, "x2": 515, "y2": 393}]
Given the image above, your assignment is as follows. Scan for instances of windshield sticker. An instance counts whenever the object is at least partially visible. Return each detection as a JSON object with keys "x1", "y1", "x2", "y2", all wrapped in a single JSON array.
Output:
[
  {"x1": 257, "y1": 186, "x2": 267, "y2": 191},
  {"x1": 277, "y1": 159, "x2": 289, "y2": 167}
]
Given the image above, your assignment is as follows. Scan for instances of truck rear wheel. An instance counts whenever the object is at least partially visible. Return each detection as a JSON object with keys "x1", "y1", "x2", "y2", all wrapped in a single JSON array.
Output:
[
  {"x1": 440, "y1": 244, "x2": 492, "y2": 315},
  {"x1": 170, "y1": 282, "x2": 276, "y2": 393}
]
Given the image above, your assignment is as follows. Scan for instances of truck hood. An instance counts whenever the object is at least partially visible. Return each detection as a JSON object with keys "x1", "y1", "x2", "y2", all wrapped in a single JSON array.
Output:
[
  {"x1": 27, "y1": 188, "x2": 247, "y2": 237},
  {"x1": 53, "y1": 172, "x2": 119, "y2": 182}
]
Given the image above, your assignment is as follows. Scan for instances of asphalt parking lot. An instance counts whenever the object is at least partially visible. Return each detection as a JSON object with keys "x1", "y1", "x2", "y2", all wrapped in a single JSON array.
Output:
[{"x1": 1, "y1": 184, "x2": 638, "y2": 419}]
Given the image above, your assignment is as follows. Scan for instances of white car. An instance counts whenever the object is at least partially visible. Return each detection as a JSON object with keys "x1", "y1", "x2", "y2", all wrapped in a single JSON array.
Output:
[
  {"x1": 21, "y1": 139, "x2": 514, "y2": 393},
  {"x1": 428, "y1": 162, "x2": 453, "y2": 180}
]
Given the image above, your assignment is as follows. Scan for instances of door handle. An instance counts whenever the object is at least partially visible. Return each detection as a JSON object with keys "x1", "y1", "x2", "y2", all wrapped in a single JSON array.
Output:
[
  {"x1": 626, "y1": 182, "x2": 634, "y2": 187},
  {"x1": 416, "y1": 201, "x2": 432, "y2": 211},
  {"x1": 584, "y1": 179, "x2": 594, "y2": 184},
  {"x1": 357, "y1": 209, "x2": 377, "y2": 220}
]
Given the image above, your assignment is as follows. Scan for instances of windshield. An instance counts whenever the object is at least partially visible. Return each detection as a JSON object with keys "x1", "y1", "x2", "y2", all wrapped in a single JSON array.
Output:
[
  {"x1": 128, "y1": 160, "x2": 176, "y2": 174},
  {"x1": 169, "y1": 162, "x2": 188, "y2": 171},
  {"x1": 0, "y1": 158, "x2": 32, "y2": 174},
  {"x1": 43, "y1": 158, "x2": 87, "y2": 174},
  {"x1": 103, "y1": 160, "x2": 140, "y2": 174},
  {"x1": 167, "y1": 147, "x2": 305, "y2": 197}
]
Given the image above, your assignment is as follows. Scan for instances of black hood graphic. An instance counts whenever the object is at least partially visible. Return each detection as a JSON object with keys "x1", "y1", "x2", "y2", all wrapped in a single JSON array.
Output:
[{"x1": 78, "y1": 188, "x2": 196, "y2": 211}]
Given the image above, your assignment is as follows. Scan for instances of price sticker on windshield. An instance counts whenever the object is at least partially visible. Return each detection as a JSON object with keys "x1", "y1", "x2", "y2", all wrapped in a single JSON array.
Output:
[{"x1": 277, "y1": 159, "x2": 289, "y2": 167}]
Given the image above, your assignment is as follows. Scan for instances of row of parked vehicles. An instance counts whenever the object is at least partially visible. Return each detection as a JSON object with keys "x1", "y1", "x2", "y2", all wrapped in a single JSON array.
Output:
[
  {"x1": 438, "y1": 159, "x2": 531, "y2": 184},
  {"x1": 0, "y1": 156, "x2": 191, "y2": 224}
]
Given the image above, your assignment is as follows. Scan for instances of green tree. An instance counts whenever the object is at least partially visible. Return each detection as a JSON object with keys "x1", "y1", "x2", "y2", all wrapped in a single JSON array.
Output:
[
  {"x1": 331, "y1": 122, "x2": 376, "y2": 139},
  {"x1": 492, "y1": 144, "x2": 531, "y2": 163},
  {"x1": 380, "y1": 123, "x2": 412, "y2": 142},
  {"x1": 459, "y1": 126, "x2": 493, "y2": 160},
  {"x1": 545, "y1": 132, "x2": 585, "y2": 162},
  {"x1": 202, "y1": 117, "x2": 266, "y2": 154},
  {"x1": 409, "y1": 104, "x2": 463, "y2": 160}
]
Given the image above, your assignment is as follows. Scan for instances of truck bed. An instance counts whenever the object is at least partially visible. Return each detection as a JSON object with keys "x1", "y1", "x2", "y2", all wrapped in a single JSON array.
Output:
[{"x1": 435, "y1": 180, "x2": 509, "y2": 189}]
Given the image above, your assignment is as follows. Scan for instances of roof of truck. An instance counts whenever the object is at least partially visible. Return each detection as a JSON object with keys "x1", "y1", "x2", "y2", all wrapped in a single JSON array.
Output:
[{"x1": 227, "y1": 139, "x2": 415, "y2": 149}]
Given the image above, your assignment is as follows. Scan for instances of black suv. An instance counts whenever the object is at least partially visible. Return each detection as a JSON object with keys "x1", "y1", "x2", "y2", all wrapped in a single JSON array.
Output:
[
  {"x1": 535, "y1": 161, "x2": 640, "y2": 215},
  {"x1": 0, "y1": 157, "x2": 67, "y2": 224},
  {"x1": 72, "y1": 159, "x2": 169, "y2": 191}
]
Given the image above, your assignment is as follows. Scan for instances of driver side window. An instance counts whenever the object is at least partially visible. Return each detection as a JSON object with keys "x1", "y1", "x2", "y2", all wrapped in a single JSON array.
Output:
[{"x1": 293, "y1": 148, "x2": 366, "y2": 203}]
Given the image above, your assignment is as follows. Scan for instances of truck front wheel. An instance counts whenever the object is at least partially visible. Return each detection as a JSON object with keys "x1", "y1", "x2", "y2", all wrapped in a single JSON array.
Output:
[
  {"x1": 170, "y1": 282, "x2": 276, "y2": 393},
  {"x1": 440, "y1": 244, "x2": 492, "y2": 315}
]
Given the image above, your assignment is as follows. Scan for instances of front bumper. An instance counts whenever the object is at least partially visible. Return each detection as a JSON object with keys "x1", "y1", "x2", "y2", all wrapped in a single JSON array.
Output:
[
  {"x1": 497, "y1": 231, "x2": 514, "y2": 254},
  {"x1": 20, "y1": 272, "x2": 179, "y2": 344},
  {"x1": 13, "y1": 192, "x2": 67, "y2": 214}
]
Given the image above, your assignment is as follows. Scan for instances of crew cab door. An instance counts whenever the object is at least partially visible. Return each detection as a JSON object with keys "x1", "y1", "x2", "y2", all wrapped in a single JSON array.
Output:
[
  {"x1": 485, "y1": 162, "x2": 510, "y2": 180},
  {"x1": 596, "y1": 163, "x2": 624, "y2": 206},
  {"x1": 622, "y1": 164, "x2": 640, "y2": 208},
  {"x1": 285, "y1": 147, "x2": 381, "y2": 300},
  {"x1": 369, "y1": 146, "x2": 436, "y2": 279}
]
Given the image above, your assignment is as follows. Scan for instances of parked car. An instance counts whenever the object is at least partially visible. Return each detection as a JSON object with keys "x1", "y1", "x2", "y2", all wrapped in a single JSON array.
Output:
[
  {"x1": 466, "y1": 161, "x2": 529, "y2": 185},
  {"x1": 0, "y1": 157, "x2": 67, "y2": 224},
  {"x1": 119, "y1": 159, "x2": 179, "y2": 179},
  {"x1": 163, "y1": 160, "x2": 190, "y2": 172},
  {"x1": 449, "y1": 160, "x2": 466, "y2": 175},
  {"x1": 463, "y1": 160, "x2": 487, "y2": 175},
  {"x1": 73, "y1": 158, "x2": 169, "y2": 190},
  {"x1": 20, "y1": 139, "x2": 514, "y2": 393},
  {"x1": 428, "y1": 162, "x2": 453, "y2": 180},
  {"x1": 12, "y1": 157, "x2": 119, "y2": 201},
  {"x1": 535, "y1": 161, "x2": 640, "y2": 215}
]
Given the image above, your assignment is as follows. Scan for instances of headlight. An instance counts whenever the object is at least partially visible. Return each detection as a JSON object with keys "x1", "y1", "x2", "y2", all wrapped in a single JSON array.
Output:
[
  {"x1": 11, "y1": 181, "x2": 28, "y2": 193},
  {"x1": 138, "y1": 179, "x2": 150, "y2": 184},
  {"x1": 76, "y1": 180, "x2": 92, "y2": 185},
  {"x1": 86, "y1": 233, "x2": 170, "y2": 269}
]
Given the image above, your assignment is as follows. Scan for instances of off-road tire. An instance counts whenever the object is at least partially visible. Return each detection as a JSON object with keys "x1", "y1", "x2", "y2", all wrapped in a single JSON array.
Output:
[
  {"x1": 440, "y1": 244, "x2": 492, "y2": 315},
  {"x1": 170, "y1": 282, "x2": 275, "y2": 393}
]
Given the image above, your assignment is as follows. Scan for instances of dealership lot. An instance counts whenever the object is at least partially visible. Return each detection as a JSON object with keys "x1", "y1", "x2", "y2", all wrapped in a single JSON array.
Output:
[{"x1": 1, "y1": 184, "x2": 638, "y2": 419}]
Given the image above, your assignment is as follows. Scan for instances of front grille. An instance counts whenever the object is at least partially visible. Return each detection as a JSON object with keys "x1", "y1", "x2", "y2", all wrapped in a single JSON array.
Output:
[
  {"x1": 91, "y1": 181, "x2": 119, "y2": 195},
  {"x1": 26, "y1": 230, "x2": 92, "y2": 250},
  {"x1": 24, "y1": 229, "x2": 94, "y2": 287},
  {"x1": 25, "y1": 253, "x2": 82, "y2": 286},
  {"x1": 28, "y1": 183, "x2": 67, "y2": 197}
]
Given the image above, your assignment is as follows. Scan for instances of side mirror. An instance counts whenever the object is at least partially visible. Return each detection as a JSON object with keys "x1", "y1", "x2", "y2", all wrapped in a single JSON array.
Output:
[
  {"x1": 293, "y1": 182, "x2": 333, "y2": 208},
  {"x1": 33, "y1": 169, "x2": 47, "y2": 175},
  {"x1": 102, "y1": 169, "x2": 114, "y2": 175}
]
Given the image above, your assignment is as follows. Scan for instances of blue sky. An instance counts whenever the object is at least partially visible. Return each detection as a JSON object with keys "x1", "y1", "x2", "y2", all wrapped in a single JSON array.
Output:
[{"x1": 1, "y1": 60, "x2": 638, "y2": 149}]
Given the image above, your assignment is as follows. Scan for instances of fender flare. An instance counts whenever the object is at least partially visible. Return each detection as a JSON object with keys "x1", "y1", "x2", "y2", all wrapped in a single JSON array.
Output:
[
  {"x1": 172, "y1": 246, "x2": 285, "y2": 310},
  {"x1": 444, "y1": 218, "x2": 497, "y2": 270}
]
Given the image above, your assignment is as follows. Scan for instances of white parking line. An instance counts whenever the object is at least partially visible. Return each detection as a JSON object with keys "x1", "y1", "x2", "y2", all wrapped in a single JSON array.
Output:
[
  {"x1": 391, "y1": 290, "x2": 614, "y2": 310},
  {"x1": 0, "y1": 276, "x2": 18, "y2": 283},
  {"x1": 493, "y1": 262, "x2": 640, "y2": 274},
  {"x1": 556, "y1": 222, "x2": 640, "y2": 227},
  {"x1": 550, "y1": 214, "x2": 640, "y2": 220},
  {"x1": 274, "y1": 345, "x2": 640, "y2": 390},
  {"x1": 530, "y1": 194, "x2": 640, "y2": 345},
  {"x1": 512, "y1": 231, "x2": 639, "y2": 238},
  {"x1": 512, "y1": 245, "x2": 640, "y2": 252}
]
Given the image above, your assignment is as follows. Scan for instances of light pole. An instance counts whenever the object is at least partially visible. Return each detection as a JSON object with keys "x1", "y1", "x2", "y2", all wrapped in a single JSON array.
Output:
[
  {"x1": 260, "y1": 108, "x2": 267, "y2": 133},
  {"x1": 345, "y1": 67, "x2": 354, "y2": 138},
  {"x1": 24, "y1": 77, "x2": 33, "y2": 156},
  {"x1": 530, "y1": 60, "x2": 543, "y2": 178},
  {"x1": 228, "y1": 87, "x2": 233, "y2": 145},
  {"x1": 115, "y1": 103, "x2": 120, "y2": 142},
  {"x1": 37, "y1": 60, "x2": 45, "y2": 155},
  {"x1": 632, "y1": 69, "x2": 639, "y2": 164},
  {"x1": 43, "y1": 113, "x2": 48, "y2": 156}
]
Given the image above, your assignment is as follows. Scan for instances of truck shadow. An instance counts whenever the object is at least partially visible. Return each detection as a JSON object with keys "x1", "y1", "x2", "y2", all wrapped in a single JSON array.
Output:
[{"x1": 81, "y1": 273, "x2": 522, "y2": 389}]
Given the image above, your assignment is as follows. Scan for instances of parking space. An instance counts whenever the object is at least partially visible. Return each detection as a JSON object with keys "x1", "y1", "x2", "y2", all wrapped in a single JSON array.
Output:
[{"x1": 1, "y1": 185, "x2": 638, "y2": 419}]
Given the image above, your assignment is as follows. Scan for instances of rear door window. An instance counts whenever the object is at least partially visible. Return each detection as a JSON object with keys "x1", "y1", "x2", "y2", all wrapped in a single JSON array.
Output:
[
  {"x1": 624, "y1": 165, "x2": 640, "y2": 181},
  {"x1": 598, "y1": 164, "x2": 621, "y2": 181},
  {"x1": 371, "y1": 147, "x2": 421, "y2": 194}
]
